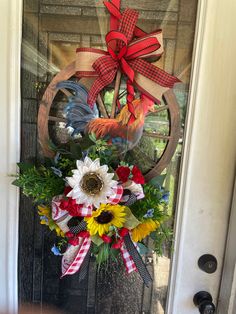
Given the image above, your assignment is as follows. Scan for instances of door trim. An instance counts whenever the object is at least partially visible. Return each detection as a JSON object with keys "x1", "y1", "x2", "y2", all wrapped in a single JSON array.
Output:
[
  {"x1": 167, "y1": 0, "x2": 236, "y2": 313},
  {"x1": 218, "y1": 179, "x2": 236, "y2": 313},
  {"x1": 166, "y1": 0, "x2": 208, "y2": 311},
  {"x1": 0, "y1": 0, "x2": 22, "y2": 312}
]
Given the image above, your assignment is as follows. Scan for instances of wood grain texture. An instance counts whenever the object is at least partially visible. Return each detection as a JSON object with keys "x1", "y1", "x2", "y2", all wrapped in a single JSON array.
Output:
[
  {"x1": 38, "y1": 61, "x2": 76, "y2": 157},
  {"x1": 38, "y1": 61, "x2": 180, "y2": 180},
  {"x1": 111, "y1": 70, "x2": 121, "y2": 118},
  {"x1": 145, "y1": 89, "x2": 181, "y2": 181}
]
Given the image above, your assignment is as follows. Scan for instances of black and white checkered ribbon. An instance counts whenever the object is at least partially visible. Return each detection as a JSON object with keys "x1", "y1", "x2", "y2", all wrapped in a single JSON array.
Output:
[
  {"x1": 123, "y1": 193, "x2": 137, "y2": 206},
  {"x1": 123, "y1": 233, "x2": 152, "y2": 287},
  {"x1": 69, "y1": 219, "x2": 87, "y2": 234},
  {"x1": 78, "y1": 243, "x2": 93, "y2": 282}
]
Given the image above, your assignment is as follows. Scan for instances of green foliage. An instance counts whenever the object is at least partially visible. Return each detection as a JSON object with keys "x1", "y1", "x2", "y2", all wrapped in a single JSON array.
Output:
[
  {"x1": 93, "y1": 242, "x2": 120, "y2": 269},
  {"x1": 125, "y1": 144, "x2": 156, "y2": 174},
  {"x1": 150, "y1": 223, "x2": 173, "y2": 256},
  {"x1": 54, "y1": 133, "x2": 120, "y2": 167},
  {"x1": 149, "y1": 174, "x2": 166, "y2": 188},
  {"x1": 57, "y1": 238, "x2": 68, "y2": 250},
  {"x1": 130, "y1": 183, "x2": 169, "y2": 222},
  {"x1": 13, "y1": 163, "x2": 65, "y2": 203},
  {"x1": 56, "y1": 157, "x2": 76, "y2": 177},
  {"x1": 93, "y1": 243, "x2": 110, "y2": 268},
  {"x1": 87, "y1": 133, "x2": 120, "y2": 166}
]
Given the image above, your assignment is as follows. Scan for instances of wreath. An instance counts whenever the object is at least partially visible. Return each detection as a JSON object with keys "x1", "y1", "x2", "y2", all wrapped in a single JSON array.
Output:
[{"x1": 14, "y1": 0, "x2": 180, "y2": 286}]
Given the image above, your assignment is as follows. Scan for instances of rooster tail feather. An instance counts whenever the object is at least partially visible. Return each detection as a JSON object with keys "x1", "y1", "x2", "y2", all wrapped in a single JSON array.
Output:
[
  {"x1": 56, "y1": 80, "x2": 89, "y2": 104},
  {"x1": 56, "y1": 80, "x2": 98, "y2": 136}
]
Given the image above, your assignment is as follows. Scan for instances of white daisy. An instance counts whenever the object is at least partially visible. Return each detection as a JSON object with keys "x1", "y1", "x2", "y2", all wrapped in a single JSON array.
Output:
[{"x1": 66, "y1": 157, "x2": 118, "y2": 208}]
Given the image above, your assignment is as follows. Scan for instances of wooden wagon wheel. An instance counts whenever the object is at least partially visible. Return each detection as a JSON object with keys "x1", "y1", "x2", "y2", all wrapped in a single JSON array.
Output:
[{"x1": 38, "y1": 60, "x2": 181, "y2": 181}]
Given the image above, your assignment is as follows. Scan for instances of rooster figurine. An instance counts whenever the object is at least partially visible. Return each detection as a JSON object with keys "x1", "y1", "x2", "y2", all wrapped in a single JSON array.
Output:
[{"x1": 57, "y1": 81, "x2": 155, "y2": 152}]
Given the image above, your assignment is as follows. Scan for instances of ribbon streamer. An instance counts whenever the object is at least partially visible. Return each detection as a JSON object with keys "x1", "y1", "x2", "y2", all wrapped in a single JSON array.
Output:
[
  {"x1": 122, "y1": 192, "x2": 137, "y2": 206},
  {"x1": 123, "y1": 233, "x2": 152, "y2": 287},
  {"x1": 69, "y1": 219, "x2": 87, "y2": 234},
  {"x1": 61, "y1": 236, "x2": 92, "y2": 277},
  {"x1": 120, "y1": 243, "x2": 137, "y2": 274},
  {"x1": 77, "y1": 243, "x2": 93, "y2": 282}
]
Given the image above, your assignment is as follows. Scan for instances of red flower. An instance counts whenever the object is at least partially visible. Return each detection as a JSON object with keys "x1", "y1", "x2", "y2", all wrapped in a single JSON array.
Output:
[
  {"x1": 119, "y1": 228, "x2": 129, "y2": 237},
  {"x1": 112, "y1": 239, "x2": 123, "y2": 249},
  {"x1": 64, "y1": 186, "x2": 72, "y2": 196},
  {"x1": 131, "y1": 166, "x2": 145, "y2": 184},
  {"x1": 60, "y1": 198, "x2": 83, "y2": 217},
  {"x1": 68, "y1": 238, "x2": 80, "y2": 246},
  {"x1": 101, "y1": 234, "x2": 112, "y2": 243},
  {"x1": 65, "y1": 231, "x2": 79, "y2": 246},
  {"x1": 116, "y1": 166, "x2": 131, "y2": 183},
  {"x1": 78, "y1": 230, "x2": 90, "y2": 238},
  {"x1": 65, "y1": 231, "x2": 74, "y2": 238}
]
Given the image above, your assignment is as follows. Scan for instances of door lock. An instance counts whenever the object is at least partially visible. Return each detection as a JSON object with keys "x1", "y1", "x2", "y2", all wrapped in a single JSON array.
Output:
[
  {"x1": 198, "y1": 254, "x2": 217, "y2": 273},
  {"x1": 193, "y1": 291, "x2": 216, "y2": 314}
]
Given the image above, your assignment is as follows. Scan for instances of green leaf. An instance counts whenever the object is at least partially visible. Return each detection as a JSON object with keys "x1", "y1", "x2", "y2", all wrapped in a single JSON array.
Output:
[
  {"x1": 149, "y1": 174, "x2": 166, "y2": 188},
  {"x1": 123, "y1": 207, "x2": 140, "y2": 229},
  {"x1": 17, "y1": 162, "x2": 34, "y2": 172},
  {"x1": 79, "y1": 135, "x2": 94, "y2": 150},
  {"x1": 91, "y1": 235, "x2": 103, "y2": 246},
  {"x1": 69, "y1": 142, "x2": 82, "y2": 158},
  {"x1": 12, "y1": 179, "x2": 21, "y2": 187},
  {"x1": 89, "y1": 132, "x2": 97, "y2": 143},
  {"x1": 110, "y1": 248, "x2": 119, "y2": 260},
  {"x1": 96, "y1": 243, "x2": 110, "y2": 265},
  {"x1": 150, "y1": 231, "x2": 158, "y2": 240}
]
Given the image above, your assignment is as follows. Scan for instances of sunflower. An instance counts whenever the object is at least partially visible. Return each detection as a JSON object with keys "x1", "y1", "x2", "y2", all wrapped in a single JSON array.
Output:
[
  {"x1": 66, "y1": 157, "x2": 118, "y2": 208},
  {"x1": 38, "y1": 205, "x2": 65, "y2": 237},
  {"x1": 85, "y1": 204, "x2": 126, "y2": 236},
  {"x1": 131, "y1": 219, "x2": 159, "y2": 242}
]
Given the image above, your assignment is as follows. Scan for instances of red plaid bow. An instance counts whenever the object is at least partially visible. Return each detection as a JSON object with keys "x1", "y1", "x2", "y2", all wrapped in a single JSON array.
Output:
[
  {"x1": 87, "y1": 8, "x2": 176, "y2": 118},
  {"x1": 76, "y1": 1, "x2": 180, "y2": 120}
]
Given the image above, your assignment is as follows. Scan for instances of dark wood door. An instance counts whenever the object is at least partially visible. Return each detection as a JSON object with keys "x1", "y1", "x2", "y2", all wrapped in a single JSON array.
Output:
[{"x1": 19, "y1": 1, "x2": 197, "y2": 313}]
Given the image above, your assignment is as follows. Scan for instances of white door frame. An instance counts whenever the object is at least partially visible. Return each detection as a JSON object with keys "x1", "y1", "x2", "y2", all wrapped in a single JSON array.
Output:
[
  {"x1": 1, "y1": 0, "x2": 236, "y2": 313},
  {"x1": 0, "y1": 0, "x2": 22, "y2": 313},
  {"x1": 167, "y1": 0, "x2": 236, "y2": 313},
  {"x1": 218, "y1": 180, "x2": 236, "y2": 314}
]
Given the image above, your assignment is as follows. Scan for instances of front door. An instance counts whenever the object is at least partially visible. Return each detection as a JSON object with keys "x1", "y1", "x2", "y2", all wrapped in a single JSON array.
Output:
[{"x1": 2, "y1": 0, "x2": 235, "y2": 314}]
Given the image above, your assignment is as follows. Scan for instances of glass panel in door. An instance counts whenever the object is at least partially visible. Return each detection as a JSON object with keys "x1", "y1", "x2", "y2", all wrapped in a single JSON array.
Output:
[{"x1": 20, "y1": 0, "x2": 198, "y2": 313}]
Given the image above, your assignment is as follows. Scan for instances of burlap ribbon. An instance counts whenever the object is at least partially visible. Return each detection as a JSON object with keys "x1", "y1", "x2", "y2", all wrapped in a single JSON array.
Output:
[{"x1": 75, "y1": 0, "x2": 180, "y2": 119}]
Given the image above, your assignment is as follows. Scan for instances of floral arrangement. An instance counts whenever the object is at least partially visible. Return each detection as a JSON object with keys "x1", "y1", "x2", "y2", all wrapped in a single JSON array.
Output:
[
  {"x1": 15, "y1": 0, "x2": 180, "y2": 287},
  {"x1": 14, "y1": 137, "x2": 171, "y2": 286}
]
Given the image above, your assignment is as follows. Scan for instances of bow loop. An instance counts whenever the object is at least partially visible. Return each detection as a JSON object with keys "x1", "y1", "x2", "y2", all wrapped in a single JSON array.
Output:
[
  {"x1": 126, "y1": 37, "x2": 160, "y2": 60},
  {"x1": 76, "y1": 2, "x2": 179, "y2": 114},
  {"x1": 106, "y1": 31, "x2": 128, "y2": 60}
]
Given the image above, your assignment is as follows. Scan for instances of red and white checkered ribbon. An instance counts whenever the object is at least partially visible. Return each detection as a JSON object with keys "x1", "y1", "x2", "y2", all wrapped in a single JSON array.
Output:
[
  {"x1": 75, "y1": 204, "x2": 93, "y2": 217},
  {"x1": 61, "y1": 236, "x2": 92, "y2": 277},
  {"x1": 52, "y1": 195, "x2": 69, "y2": 220},
  {"x1": 120, "y1": 243, "x2": 137, "y2": 274},
  {"x1": 108, "y1": 185, "x2": 123, "y2": 204},
  {"x1": 52, "y1": 195, "x2": 92, "y2": 218}
]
